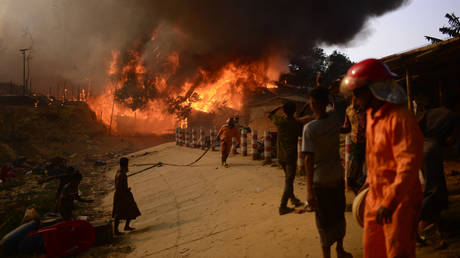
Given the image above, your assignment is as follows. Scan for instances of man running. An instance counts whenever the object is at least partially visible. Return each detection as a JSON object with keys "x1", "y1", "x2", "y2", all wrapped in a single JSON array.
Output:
[{"x1": 217, "y1": 118, "x2": 240, "y2": 167}]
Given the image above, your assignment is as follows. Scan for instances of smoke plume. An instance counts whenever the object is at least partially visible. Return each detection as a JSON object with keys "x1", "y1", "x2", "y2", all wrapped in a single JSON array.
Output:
[{"x1": 0, "y1": 0, "x2": 410, "y2": 99}]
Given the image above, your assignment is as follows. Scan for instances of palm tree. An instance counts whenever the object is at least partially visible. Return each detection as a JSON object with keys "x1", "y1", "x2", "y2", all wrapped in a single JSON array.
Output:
[{"x1": 425, "y1": 13, "x2": 460, "y2": 43}]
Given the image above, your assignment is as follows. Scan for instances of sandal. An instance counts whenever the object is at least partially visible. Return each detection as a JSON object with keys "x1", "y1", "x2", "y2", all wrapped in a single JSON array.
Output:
[
  {"x1": 304, "y1": 202, "x2": 315, "y2": 212},
  {"x1": 291, "y1": 199, "x2": 303, "y2": 207}
]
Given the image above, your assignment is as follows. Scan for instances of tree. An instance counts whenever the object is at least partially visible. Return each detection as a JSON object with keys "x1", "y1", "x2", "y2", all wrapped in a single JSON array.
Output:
[
  {"x1": 279, "y1": 48, "x2": 353, "y2": 88},
  {"x1": 279, "y1": 47, "x2": 327, "y2": 87},
  {"x1": 425, "y1": 12, "x2": 460, "y2": 43},
  {"x1": 322, "y1": 51, "x2": 354, "y2": 87}
]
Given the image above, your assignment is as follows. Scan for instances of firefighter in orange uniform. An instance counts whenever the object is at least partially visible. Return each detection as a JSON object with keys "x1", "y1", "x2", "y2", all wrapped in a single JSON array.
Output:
[
  {"x1": 217, "y1": 117, "x2": 240, "y2": 167},
  {"x1": 341, "y1": 59, "x2": 423, "y2": 258}
]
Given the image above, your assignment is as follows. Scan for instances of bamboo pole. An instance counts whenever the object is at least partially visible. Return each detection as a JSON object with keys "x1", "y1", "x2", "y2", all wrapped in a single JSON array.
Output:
[
  {"x1": 405, "y1": 67, "x2": 414, "y2": 113},
  {"x1": 108, "y1": 80, "x2": 117, "y2": 135}
]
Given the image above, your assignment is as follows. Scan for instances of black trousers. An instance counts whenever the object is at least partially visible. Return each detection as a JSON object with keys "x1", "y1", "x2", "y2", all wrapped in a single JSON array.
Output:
[
  {"x1": 280, "y1": 162, "x2": 298, "y2": 207},
  {"x1": 347, "y1": 141, "x2": 366, "y2": 194},
  {"x1": 313, "y1": 182, "x2": 346, "y2": 247},
  {"x1": 421, "y1": 140, "x2": 448, "y2": 222}
]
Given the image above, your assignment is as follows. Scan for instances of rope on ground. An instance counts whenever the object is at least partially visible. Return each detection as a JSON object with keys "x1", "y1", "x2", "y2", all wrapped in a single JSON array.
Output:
[{"x1": 128, "y1": 146, "x2": 212, "y2": 177}]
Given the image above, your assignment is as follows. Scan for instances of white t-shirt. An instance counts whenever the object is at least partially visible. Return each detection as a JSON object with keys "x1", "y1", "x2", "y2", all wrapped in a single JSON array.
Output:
[{"x1": 302, "y1": 112, "x2": 344, "y2": 186}]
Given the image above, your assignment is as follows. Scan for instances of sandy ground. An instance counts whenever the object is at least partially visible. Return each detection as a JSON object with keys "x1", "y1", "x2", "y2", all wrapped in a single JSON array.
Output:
[{"x1": 95, "y1": 143, "x2": 452, "y2": 258}]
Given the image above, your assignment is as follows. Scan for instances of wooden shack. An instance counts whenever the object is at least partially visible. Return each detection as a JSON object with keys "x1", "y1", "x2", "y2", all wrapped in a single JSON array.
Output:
[
  {"x1": 245, "y1": 87, "x2": 307, "y2": 134},
  {"x1": 381, "y1": 36, "x2": 460, "y2": 112}
]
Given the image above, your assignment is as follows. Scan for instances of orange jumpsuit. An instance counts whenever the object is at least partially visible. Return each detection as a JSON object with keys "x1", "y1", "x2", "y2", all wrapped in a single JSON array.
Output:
[
  {"x1": 217, "y1": 125, "x2": 240, "y2": 161},
  {"x1": 364, "y1": 103, "x2": 423, "y2": 258}
]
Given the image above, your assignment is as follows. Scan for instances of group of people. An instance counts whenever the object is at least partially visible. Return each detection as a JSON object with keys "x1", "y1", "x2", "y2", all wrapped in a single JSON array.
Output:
[
  {"x1": 267, "y1": 87, "x2": 352, "y2": 257},
  {"x1": 265, "y1": 58, "x2": 458, "y2": 258},
  {"x1": 37, "y1": 59, "x2": 456, "y2": 257}
]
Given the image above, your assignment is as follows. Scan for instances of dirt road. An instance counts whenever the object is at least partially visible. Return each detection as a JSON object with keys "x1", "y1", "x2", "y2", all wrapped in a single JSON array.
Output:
[
  {"x1": 100, "y1": 143, "x2": 362, "y2": 257},
  {"x1": 99, "y1": 142, "x2": 446, "y2": 258}
]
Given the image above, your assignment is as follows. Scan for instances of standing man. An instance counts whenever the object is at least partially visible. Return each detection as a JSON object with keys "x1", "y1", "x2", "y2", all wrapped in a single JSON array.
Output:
[
  {"x1": 112, "y1": 157, "x2": 141, "y2": 235},
  {"x1": 268, "y1": 101, "x2": 303, "y2": 215},
  {"x1": 340, "y1": 59, "x2": 423, "y2": 258},
  {"x1": 417, "y1": 103, "x2": 459, "y2": 244},
  {"x1": 340, "y1": 96, "x2": 367, "y2": 194},
  {"x1": 217, "y1": 117, "x2": 240, "y2": 167},
  {"x1": 302, "y1": 88, "x2": 352, "y2": 258}
]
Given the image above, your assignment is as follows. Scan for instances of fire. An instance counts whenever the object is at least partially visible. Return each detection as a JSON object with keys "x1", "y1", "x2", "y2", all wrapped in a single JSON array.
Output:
[
  {"x1": 108, "y1": 50, "x2": 119, "y2": 76},
  {"x1": 88, "y1": 36, "x2": 285, "y2": 135},
  {"x1": 87, "y1": 88, "x2": 177, "y2": 135},
  {"x1": 186, "y1": 61, "x2": 279, "y2": 112},
  {"x1": 266, "y1": 82, "x2": 278, "y2": 89}
]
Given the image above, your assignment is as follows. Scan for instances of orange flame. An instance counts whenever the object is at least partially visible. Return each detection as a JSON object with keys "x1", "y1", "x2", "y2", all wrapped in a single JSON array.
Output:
[{"x1": 88, "y1": 39, "x2": 285, "y2": 135}]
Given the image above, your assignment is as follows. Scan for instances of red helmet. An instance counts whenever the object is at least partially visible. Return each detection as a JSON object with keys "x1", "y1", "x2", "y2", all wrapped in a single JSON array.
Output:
[{"x1": 340, "y1": 58, "x2": 397, "y2": 93}]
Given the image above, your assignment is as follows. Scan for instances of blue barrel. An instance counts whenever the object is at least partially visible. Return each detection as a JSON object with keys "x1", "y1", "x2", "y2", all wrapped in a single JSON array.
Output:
[{"x1": 0, "y1": 221, "x2": 40, "y2": 255}]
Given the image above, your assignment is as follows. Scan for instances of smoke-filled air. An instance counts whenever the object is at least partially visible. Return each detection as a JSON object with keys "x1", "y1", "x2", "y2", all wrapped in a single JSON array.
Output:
[{"x1": 0, "y1": 0, "x2": 409, "y2": 134}]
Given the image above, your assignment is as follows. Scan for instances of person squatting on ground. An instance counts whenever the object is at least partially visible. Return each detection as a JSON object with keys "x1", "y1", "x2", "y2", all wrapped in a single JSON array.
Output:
[
  {"x1": 112, "y1": 157, "x2": 141, "y2": 235},
  {"x1": 58, "y1": 172, "x2": 94, "y2": 220},
  {"x1": 341, "y1": 59, "x2": 423, "y2": 258},
  {"x1": 217, "y1": 117, "x2": 240, "y2": 168},
  {"x1": 340, "y1": 96, "x2": 367, "y2": 194},
  {"x1": 416, "y1": 100, "x2": 459, "y2": 245},
  {"x1": 40, "y1": 166, "x2": 79, "y2": 212},
  {"x1": 268, "y1": 102, "x2": 303, "y2": 215},
  {"x1": 302, "y1": 87, "x2": 352, "y2": 258}
]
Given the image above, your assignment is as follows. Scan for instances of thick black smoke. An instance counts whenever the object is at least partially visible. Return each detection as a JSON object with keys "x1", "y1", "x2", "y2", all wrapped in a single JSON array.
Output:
[
  {"x1": 0, "y1": 0, "x2": 409, "y2": 99},
  {"x1": 147, "y1": 0, "x2": 409, "y2": 67}
]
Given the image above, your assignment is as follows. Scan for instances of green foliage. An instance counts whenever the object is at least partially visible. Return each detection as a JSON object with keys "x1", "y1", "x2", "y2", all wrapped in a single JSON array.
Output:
[
  {"x1": 280, "y1": 48, "x2": 353, "y2": 88},
  {"x1": 322, "y1": 51, "x2": 354, "y2": 87},
  {"x1": 440, "y1": 13, "x2": 460, "y2": 38},
  {"x1": 280, "y1": 47, "x2": 327, "y2": 87},
  {"x1": 425, "y1": 12, "x2": 460, "y2": 43}
]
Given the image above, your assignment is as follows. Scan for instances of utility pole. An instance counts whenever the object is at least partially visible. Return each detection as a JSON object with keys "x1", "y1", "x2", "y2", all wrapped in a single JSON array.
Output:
[
  {"x1": 19, "y1": 48, "x2": 30, "y2": 96},
  {"x1": 108, "y1": 79, "x2": 118, "y2": 135},
  {"x1": 27, "y1": 54, "x2": 32, "y2": 95}
]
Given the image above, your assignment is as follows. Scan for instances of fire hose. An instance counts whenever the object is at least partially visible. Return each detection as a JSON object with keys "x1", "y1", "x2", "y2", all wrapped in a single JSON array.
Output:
[{"x1": 127, "y1": 145, "x2": 212, "y2": 177}]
